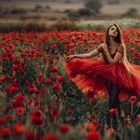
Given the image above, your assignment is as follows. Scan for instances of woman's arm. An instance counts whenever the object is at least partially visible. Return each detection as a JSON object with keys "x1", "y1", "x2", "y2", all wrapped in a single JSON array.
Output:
[
  {"x1": 74, "y1": 46, "x2": 101, "y2": 59},
  {"x1": 65, "y1": 45, "x2": 102, "y2": 61},
  {"x1": 103, "y1": 44, "x2": 124, "y2": 64}
]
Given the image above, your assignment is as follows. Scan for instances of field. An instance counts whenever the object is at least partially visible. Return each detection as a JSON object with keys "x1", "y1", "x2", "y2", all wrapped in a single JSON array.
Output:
[
  {"x1": 0, "y1": 29, "x2": 140, "y2": 139},
  {"x1": 0, "y1": 1, "x2": 140, "y2": 139}
]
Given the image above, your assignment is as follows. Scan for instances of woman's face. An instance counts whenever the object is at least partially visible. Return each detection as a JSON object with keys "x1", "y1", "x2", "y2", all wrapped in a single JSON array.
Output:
[{"x1": 108, "y1": 25, "x2": 118, "y2": 37}]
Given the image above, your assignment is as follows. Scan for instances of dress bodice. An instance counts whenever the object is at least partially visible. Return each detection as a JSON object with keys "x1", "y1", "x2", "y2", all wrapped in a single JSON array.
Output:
[
  {"x1": 97, "y1": 44, "x2": 124, "y2": 64},
  {"x1": 100, "y1": 47, "x2": 117, "y2": 64},
  {"x1": 110, "y1": 52, "x2": 116, "y2": 58}
]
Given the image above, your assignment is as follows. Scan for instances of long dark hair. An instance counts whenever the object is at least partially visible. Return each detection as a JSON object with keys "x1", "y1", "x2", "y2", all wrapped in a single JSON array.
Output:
[
  {"x1": 104, "y1": 24, "x2": 136, "y2": 76},
  {"x1": 105, "y1": 24, "x2": 123, "y2": 49}
]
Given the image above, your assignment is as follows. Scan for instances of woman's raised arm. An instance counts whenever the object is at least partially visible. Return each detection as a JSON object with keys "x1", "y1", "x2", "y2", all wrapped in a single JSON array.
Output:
[{"x1": 103, "y1": 44, "x2": 124, "y2": 64}]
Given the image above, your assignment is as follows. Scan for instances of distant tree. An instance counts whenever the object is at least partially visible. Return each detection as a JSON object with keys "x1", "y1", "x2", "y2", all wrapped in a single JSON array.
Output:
[
  {"x1": 46, "y1": 5, "x2": 51, "y2": 10},
  {"x1": 108, "y1": 0, "x2": 120, "y2": 4},
  {"x1": 84, "y1": 0, "x2": 102, "y2": 13},
  {"x1": 123, "y1": 8, "x2": 138, "y2": 17},
  {"x1": 35, "y1": 4, "x2": 43, "y2": 11},
  {"x1": 78, "y1": 8, "x2": 93, "y2": 17}
]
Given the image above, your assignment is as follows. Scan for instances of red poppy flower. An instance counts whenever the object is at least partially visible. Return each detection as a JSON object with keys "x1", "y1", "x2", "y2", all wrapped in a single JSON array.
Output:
[
  {"x1": 83, "y1": 47, "x2": 89, "y2": 52},
  {"x1": 129, "y1": 96, "x2": 137, "y2": 104},
  {"x1": 0, "y1": 127, "x2": 11, "y2": 139},
  {"x1": 49, "y1": 60, "x2": 55, "y2": 65},
  {"x1": 59, "y1": 124, "x2": 71, "y2": 133},
  {"x1": 50, "y1": 67, "x2": 58, "y2": 73},
  {"x1": 36, "y1": 74, "x2": 43, "y2": 83},
  {"x1": 119, "y1": 91, "x2": 128, "y2": 102},
  {"x1": 12, "y1": 93, "x2": 24, "y2": 107},
  {"x1": 0, "y1": 75, "x2": 7, "y2": 82},
  {"x1": 134, "y1": 52, "x2": 140, "y2": 58},
  {"x1": 85, "y1": 121, "x2": 99, "y2": 132},
  {"x1": 66, "y1": 52, "x2": 71, "y2": 55},
  {"x1": 30, "y1": 116, "x2": 44, "y2": 127},
  {"x1": 109, "y1": 108, "x2": 117, "y2": 115},
  {"x1": 28, "y1": 84, "x2": 38, "y2": 94},
  {"x1": 12, "y1": 123, "x2": 25, "y2": 135},
  {"x1": 128, "y1": 48, "x2": 135, "y2": 53},
  {"x1": 31, "y1": 109, "x2": 44, "y2": 126},
  {"x1": 57, "y1": 76, "x2": 64, "y2": 82},
  {"x1": 16, "y1": 107, "x2": 25, "y2": 115},
  {"x1": 4, "y1": 85, "x2": 18, "y2": 94},
  {"x1": 43, "y1": 134, "x2": 58, "y2": 140},
  {"x1": 52, "y1": 84, "x2": 62, "y2": 92},
  {"x1": 45, "y1": 78, "x2": 51, "y2": 85},
  {"x1": 32, "y1": 109, "x2": 43, "y2": 118},
  {"x1": 7, "y1": 44, "x2": 14, "y2": 49},
  {"x1": 51, "y1": 108, "x2": 60, "y2": 119},
  {"x1": 86, "y1": 131, "x2": 101, "y2": 140}
]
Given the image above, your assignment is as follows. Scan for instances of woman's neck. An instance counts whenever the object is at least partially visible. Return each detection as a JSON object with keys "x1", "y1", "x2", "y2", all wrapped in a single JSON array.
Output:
[{"x1": 109, "y1": 36, "x2": 115, "y2": 45}]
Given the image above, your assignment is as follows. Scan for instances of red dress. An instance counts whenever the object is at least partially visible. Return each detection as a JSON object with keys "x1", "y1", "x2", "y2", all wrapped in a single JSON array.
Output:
[{"x1": 63, "y1": 46, "x2": 140, "y2": 99}]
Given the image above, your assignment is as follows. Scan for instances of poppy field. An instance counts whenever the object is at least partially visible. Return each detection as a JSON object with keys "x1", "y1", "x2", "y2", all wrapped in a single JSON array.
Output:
[{"x1": 0, "y1": 29, "x2": 140, "y2": 140}]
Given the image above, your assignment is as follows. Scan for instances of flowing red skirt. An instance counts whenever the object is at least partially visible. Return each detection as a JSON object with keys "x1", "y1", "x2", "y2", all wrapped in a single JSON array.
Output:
[{"x1": 63, "y1": 58, "x2": 140, "y2": 99}]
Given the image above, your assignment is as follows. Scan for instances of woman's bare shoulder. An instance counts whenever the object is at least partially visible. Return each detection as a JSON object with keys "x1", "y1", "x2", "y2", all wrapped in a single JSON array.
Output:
[
  {"x1": 97, "y1": 43, "x2": 106, "y2": 49},
  {"x1": 99, "y1": 42, "x2": 106, "y2": 46},
  {"x1": 119, "y1": 43, "x2": 125, "y2": 47},
  {"x1": 97, "y1": 43, "x2": 105, "y2": 52},
  {"x1": 117, "y1": 43, "x2": 124, "y2": 53}
]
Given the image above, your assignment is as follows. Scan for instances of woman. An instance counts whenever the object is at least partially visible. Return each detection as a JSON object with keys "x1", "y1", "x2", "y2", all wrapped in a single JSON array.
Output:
[{"x1": 63, "y1": 24, "x2": 140, "y2": 129}]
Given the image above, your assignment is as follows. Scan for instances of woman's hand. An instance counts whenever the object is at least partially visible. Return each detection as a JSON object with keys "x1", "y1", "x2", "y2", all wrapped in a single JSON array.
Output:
[
  {"x1": 100, "y1": 43, "x2": 108, "y2": 52},
  {"x1": 65, "y1": 55, "x2": 75, "y2": 62}
]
